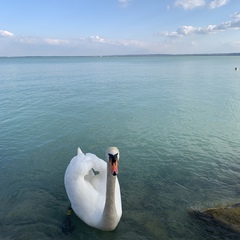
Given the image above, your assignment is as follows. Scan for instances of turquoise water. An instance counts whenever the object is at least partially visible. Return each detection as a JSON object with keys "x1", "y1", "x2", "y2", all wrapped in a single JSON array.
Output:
[{"x1": 1, "y1": 56, "x2": 240, "y2": 239}]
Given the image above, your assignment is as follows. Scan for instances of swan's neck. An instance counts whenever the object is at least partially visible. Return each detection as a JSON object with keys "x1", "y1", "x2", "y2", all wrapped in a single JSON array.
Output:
[{"x1": 100, "y1": 165, "x2": 118, "y2": 231}]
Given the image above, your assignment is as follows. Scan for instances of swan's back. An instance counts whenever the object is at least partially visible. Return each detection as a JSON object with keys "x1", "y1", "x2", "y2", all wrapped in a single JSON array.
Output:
[{"x1": 64, "y1": 149, "x2": 106, "y2": 226}]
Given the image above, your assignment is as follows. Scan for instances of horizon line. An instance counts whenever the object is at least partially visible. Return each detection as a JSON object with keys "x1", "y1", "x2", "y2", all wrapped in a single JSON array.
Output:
[{"x1": 1, "y1": 52, "x2": 240, "y2": 58}]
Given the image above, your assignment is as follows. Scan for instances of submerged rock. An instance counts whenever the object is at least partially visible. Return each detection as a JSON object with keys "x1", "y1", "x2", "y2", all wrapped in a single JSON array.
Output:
[{"x1": 191, "y1": 203, "x2": 240, "y2": 233}]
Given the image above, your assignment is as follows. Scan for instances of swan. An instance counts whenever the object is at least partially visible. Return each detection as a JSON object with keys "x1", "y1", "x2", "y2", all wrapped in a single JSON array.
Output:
[{"x1": 64, "y1": 147, "x2": 122, "y2": 231}]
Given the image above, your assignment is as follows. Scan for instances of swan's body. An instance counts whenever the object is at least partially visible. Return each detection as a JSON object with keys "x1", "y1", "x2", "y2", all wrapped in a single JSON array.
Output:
[{"x1": 64, "y1": 147, "x2": 122, "y2": 231}]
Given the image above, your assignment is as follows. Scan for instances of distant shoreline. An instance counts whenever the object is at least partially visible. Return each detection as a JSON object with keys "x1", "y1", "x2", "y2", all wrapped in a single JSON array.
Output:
[
  {"x1": 103, "y1": 53, "x2": 240, "y2": 57},
  {"x1": 0, "y1": 53, "x2": 240, "y2": 58}
]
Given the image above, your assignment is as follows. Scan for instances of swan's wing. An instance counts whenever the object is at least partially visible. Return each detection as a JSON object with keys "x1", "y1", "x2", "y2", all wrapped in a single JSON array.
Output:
[
  {"x1": 64, "y1": 150, "x2": 107, "y2": 225},
  {"x1": 65, "y1": 152, "x2": 105, "y2": 194},
  {"x1": 85, "y1": 153, "x2": 107, "y2": 193}
]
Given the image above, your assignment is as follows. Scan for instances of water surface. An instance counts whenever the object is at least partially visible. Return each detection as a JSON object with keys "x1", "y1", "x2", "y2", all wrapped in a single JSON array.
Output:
[{"x1": 1, "y1": 56, "x2": 240, "y2": 239}]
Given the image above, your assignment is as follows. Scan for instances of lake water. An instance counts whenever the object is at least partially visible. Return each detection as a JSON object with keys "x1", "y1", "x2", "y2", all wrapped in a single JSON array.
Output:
[{"x1": 1, "y1": 56, "x2": 240, "y2": 239}]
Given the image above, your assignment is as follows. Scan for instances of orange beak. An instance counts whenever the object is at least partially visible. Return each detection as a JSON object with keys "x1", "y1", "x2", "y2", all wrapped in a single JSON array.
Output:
[
  {"x1": 108, "y1": 152, "x2": 119, "y2": 176},
  {"x1": 110, "y1": 159, "x2": 118, "y2": 176}
]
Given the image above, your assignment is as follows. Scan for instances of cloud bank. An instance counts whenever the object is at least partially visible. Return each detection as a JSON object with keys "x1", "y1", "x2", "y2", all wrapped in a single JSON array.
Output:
[
  {"x1": 0, "y1": 30, "x2": 146, "y2": 54},
  {"x1": 174, "y1": 0, "x2": 229, "y2": 10},
  {"x1": 162, "y1": 11, "x2": 240, "y2": 38}
]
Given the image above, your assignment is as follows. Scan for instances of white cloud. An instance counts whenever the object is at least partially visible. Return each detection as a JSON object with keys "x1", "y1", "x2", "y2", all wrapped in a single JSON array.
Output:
[
  {"x1": 18, "y1": 36, "x2": 39, "y2": 44},
  {"x1": 216, "y1": 12, "x2": 240, "y2": 30},
  {"x1": 174, "y1": 0, "x2": 229, "y2": 10},
  {"x1": 118, "y1": 39, "x2": 147, "y2": 47},
  {"x1": 88, "y1": 35, "x2": 121, "y2": 45},
  {"x1": 88, "y1": 35, "x2": 147, "y2": 48},
  {"x1": 44, "y1": 38, "x2": 69, "y2": 45},
  {"x1": 0, "y1": 30, "x2": 14, "y2": 37},
  {"x1": 89, "y1": 35, "x2": 110, "y2": 43},
  {"x1": 232, "y1": 12, "x2": 240, "y2": 20},
  {"x1": 162, "y1": 12, "x2": 240, "y2": 38},
  {"x1": 174, "y1": 0, "x2": 205, "y2": 10},
  {"x1": 209, "y1": 0, "x2": 229, "y2": 9},
  {"x1": 163, "y1": 25, "x2": 217, "y2": 37}
]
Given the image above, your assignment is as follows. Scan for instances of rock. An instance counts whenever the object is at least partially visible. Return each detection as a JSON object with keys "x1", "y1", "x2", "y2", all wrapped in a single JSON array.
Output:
[{"x1": 191, "y1": 203, "x2": 240, "y2": 233}]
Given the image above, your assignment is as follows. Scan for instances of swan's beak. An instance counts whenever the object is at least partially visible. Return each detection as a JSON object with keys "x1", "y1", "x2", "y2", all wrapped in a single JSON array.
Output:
[{"x1": 109, "y1": 154, "x2": 119, "y2": 176}]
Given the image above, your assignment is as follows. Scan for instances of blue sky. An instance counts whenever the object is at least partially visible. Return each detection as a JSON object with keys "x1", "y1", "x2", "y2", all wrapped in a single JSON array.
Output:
[{"x1": 0, "y1": 0, "x2": 240, "y2": 56}]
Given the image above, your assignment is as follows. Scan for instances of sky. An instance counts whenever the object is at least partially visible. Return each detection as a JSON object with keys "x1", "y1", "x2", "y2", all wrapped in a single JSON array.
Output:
[{"x1": 0, "y1": 0, "x2": 240, "y2": 56}]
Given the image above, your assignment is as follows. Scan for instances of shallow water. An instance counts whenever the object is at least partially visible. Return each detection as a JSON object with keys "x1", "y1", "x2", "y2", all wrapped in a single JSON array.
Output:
[{"x1": 1, "y1": 56, "x2": 240, "y2": 239}]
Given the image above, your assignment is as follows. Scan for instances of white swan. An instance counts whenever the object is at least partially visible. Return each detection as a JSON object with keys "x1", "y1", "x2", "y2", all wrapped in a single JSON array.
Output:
[{"x1": 64, "y1": 147, "x2": 122, "y2": 231}]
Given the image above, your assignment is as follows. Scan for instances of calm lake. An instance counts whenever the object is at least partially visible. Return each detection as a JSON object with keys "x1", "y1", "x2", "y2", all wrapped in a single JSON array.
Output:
[{"x1": 1, "y1": 56, "x2": 240, "y2": 239}]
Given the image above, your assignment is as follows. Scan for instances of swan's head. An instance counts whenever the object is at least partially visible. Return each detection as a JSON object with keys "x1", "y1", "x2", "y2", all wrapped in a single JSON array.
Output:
[{"x1": 106, "y1": 147, "x2": 120, "y2": 176}]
